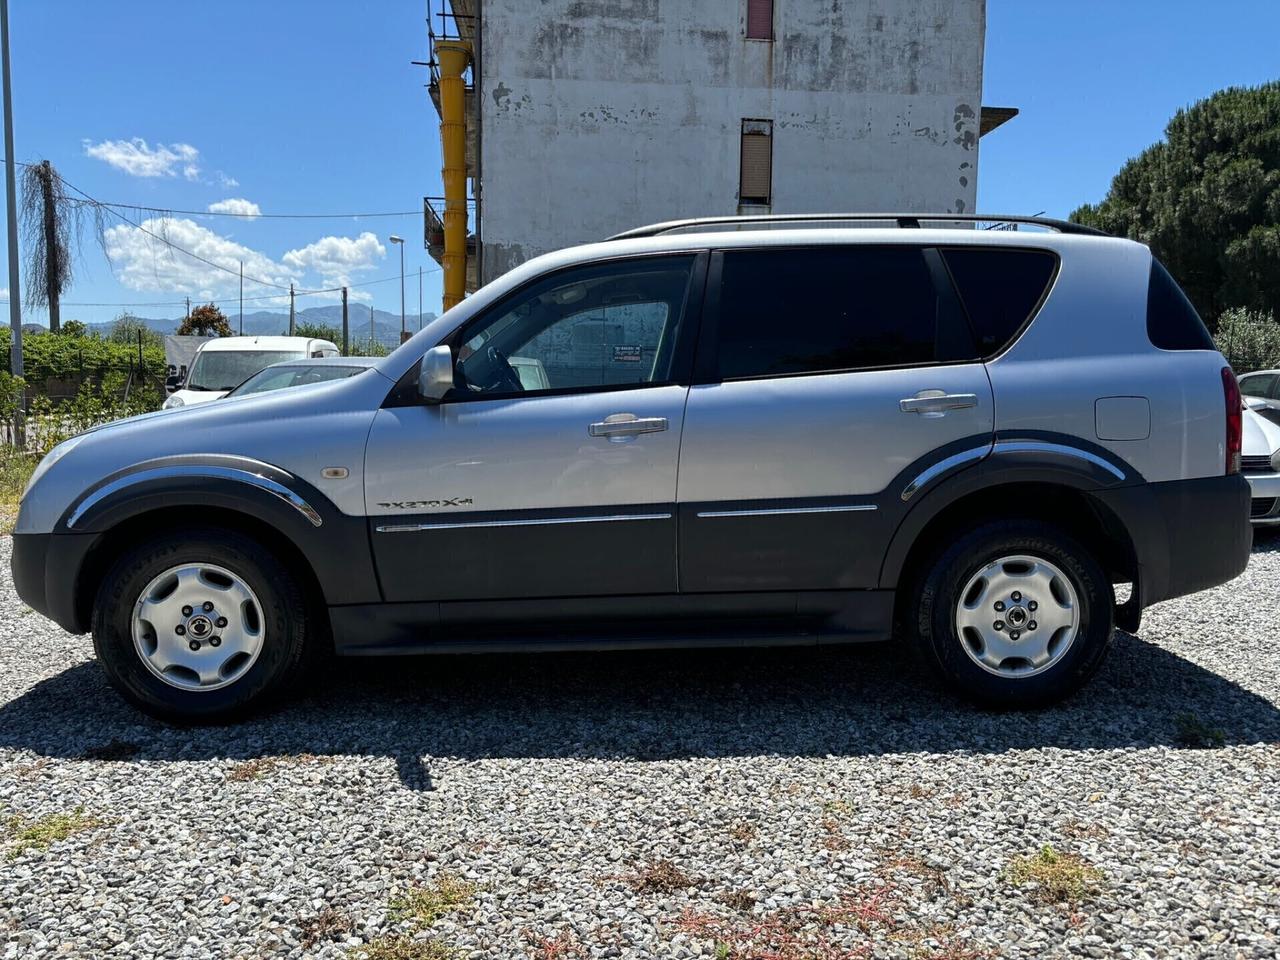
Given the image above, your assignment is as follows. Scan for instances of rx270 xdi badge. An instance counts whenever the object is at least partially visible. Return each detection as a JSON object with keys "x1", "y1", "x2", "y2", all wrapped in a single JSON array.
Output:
[{"x1": 377, "y1": 498, "x2": 474, "y2": 510}]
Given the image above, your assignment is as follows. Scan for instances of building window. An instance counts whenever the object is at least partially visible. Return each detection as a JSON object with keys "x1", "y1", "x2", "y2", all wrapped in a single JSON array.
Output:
[
  {"x1": 739, "y1": 120, "x2": 773, "y2": 206},
  {"x1": 746, "y1": 0, "x2": 773, "y2": 40}
]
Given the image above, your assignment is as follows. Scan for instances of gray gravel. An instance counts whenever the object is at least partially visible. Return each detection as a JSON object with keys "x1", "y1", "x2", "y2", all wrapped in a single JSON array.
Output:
[{"x1": 2, "y1": 533, "x2": 1279, "y2": 960}]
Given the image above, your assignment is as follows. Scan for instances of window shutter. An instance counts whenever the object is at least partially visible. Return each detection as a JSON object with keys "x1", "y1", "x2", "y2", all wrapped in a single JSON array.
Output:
[
  {"x1": 746, "y1": 0, "x2": 773, "y2": 40},
  {"x1": 740, "y1": 129, "x2": 772, "y2": 204}
]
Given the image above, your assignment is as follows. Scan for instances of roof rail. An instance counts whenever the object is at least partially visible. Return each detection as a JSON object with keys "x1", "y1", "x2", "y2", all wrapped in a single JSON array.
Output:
[{"x1": 606, "y1": 213, "x2": 1107, "y2": 241}]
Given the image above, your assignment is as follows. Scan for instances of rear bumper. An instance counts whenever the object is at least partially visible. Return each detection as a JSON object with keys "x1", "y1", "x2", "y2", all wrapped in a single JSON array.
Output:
[
  {"x1": 1095, "y1": 473, "x2": 1252, "y2": 608},
  {"x1": 11, "y1": 531, "x2": 97, "y2": 634}
]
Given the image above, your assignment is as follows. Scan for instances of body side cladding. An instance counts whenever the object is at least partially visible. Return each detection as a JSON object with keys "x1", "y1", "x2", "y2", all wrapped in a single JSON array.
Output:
[{"x1": 329, "y1": 589, "x2": 895, "y2": 655}]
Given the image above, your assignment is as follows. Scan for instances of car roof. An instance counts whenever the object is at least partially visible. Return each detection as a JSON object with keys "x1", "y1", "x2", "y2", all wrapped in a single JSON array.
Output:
[
  {"x1": 256, "y1": 355, "x2": 375, "y2": 369},
  {"x1": 197, "y1": 335, "x2": 337, "y2": 352},
  {"x1": 1240, "y1": 369, "x2": 1280, "y2": 377}
]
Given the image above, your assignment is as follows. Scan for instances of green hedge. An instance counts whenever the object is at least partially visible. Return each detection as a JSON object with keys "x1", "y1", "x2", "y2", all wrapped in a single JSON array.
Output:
[{"x1": 0, "y1": 330, "x2": 166, "y2": 382}]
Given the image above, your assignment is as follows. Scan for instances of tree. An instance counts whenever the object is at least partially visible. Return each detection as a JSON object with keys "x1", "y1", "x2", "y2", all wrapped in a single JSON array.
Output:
[
  {"x1": 177, "y1": 303, "x2": 233, "y2": 337},
  {"x1": 108, "y1": 314, "x2": 164, "y2": 350},
  {"x1": 295, "y1": 320, "x2": 341, "y2": 342},
  {"x1": 1071, "y1": 81, "x2": 1280, "y2": 327},
  {"x1": 61, "y1": 319, "x2": 87, "y2": 338},
  {"x1": 19, "y1": 160, "x2": 77, "y2": 333}
]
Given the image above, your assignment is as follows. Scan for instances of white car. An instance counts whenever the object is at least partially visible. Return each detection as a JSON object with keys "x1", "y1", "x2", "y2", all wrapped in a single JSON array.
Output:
[
  {"x1": 163, "y1": 336, "x2": 340, "y2": 409},
  {"x1": 1242, "y1": 405, "x2": 1280, "y2": 526}
]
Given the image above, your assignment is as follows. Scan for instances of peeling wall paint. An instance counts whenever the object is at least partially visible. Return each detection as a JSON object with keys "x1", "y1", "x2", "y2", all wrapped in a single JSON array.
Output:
[{"x1": 479, "y1": 0, "x2": 985, "y2": 283}]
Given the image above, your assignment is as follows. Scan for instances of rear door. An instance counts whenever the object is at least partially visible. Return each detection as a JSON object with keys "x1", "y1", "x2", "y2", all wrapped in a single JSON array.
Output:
[{"x1": 677, "y1": 244, "x2": 993, "y2": 592}]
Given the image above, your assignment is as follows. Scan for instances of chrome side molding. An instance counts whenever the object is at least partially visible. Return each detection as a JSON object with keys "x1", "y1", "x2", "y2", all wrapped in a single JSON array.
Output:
[
  {"x1": 696, "y1": 504, "x2": 877, "y2": 519},
  {"x1": 66, "y1": 457, "x2": 323, "y2": 529},
  {"x1": 375, "y1": 512, "x2": 671, "y2": 533}
]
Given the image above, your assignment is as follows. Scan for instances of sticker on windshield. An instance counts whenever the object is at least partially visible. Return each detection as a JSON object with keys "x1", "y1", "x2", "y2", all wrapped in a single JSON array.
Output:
[{"x1": 612, "y1": 345, "x2": 642, "y2": 363}]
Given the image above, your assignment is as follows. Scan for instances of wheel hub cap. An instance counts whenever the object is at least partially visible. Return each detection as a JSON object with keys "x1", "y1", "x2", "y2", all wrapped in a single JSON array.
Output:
[
  {"x1": 954, "y1": 554, "x2": 1080, "y2": 678},
  {"x1": 131, "y1": 563, "x2": 264, "y2": 692}
]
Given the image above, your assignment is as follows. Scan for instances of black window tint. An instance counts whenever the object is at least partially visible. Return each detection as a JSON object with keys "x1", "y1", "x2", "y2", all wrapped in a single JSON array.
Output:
[
  {"x1": 1147, "y1": 259, "x2": 1215, "y2": 351},
  {"x1": 717, "y1": 247, "x2": 945, "y2": 379},
  {"x1": 941, "y1": 247, "x2": 1057, "y2": 356}
]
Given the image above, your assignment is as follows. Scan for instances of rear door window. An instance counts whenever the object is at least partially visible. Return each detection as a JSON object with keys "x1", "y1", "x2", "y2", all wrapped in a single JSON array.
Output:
[
  {"x1": 940, "y1": 247, "x2": 1058, "y2": 356},
  {"x1": 714, "y1": 246, "x2": 965, "y2": 380}
]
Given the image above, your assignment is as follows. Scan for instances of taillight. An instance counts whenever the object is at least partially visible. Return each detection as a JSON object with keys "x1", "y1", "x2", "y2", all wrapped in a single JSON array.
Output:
[{"x1": 1222, "y1": 366, "x2": 1242, "y2": 475}]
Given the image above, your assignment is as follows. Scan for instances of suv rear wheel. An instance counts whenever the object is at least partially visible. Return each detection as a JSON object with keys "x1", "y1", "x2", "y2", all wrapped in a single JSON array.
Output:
[
  {"x1": 92, "y1": 528, "x2": 310, "y2": 723},
  {"x1": 916, "y1": 520, "x2": 1113, "y2": 707}
]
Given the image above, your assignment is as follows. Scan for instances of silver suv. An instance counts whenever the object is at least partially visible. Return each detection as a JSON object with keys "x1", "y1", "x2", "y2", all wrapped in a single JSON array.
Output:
[{"x1": 12, "y1": 214, "x2": 1253, "y2": 722}]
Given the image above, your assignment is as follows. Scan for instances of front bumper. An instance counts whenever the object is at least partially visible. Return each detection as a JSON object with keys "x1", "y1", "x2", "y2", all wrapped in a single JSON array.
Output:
[
  {"x1": 1244, "y1": 470, "x2": 1280, "y2": 526},
  {"x1": 11, "y1": 532, "x2": 99, "y2": 634}
]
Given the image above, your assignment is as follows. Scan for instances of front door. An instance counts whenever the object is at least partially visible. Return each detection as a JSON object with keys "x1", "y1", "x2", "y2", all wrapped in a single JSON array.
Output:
[
  {"x1": 677, "y1": 244, "x2": 994, "y2": 592},
  {"x1": 365, "y1": 253, "x2": 704, "y2": 603}
]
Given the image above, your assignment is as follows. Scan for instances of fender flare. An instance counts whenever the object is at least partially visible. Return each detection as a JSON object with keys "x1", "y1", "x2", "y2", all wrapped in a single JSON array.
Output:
[
  {"x1": 878, "y1": 437, "x2": 1147, "y2": 592},
  {"x1": 58, "y1": 454, "x2": 380, "y2": 618}
]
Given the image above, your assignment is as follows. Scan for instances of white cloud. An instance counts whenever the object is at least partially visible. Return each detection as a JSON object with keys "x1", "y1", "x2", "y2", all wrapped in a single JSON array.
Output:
[
  {"x1": 217, "y1": 172, "x2": 239, "y2": 189},
  {"x1": 103, "y1": 217, "x2": 294, "y2": 298},
  {"x1": 83, "y1": 137, "x2": 201, "y2": 180},
  {"x1": 282, "y1": 232, "x2": 385, "y2": 289},
  {"x1": 207, "y1": 197, "x2": 261, "y2": 219}
]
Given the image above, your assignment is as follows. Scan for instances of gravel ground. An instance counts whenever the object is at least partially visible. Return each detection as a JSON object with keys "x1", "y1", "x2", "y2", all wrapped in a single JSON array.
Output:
[{"x1": 2, "y1": 534, "x2": 1279, "y2": 960}]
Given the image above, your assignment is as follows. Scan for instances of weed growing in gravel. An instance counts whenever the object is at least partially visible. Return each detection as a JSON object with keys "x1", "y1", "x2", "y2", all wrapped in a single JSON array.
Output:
[
  {"x1": 628, "y1": 859, "x2": 696, "y2": 894},
  {"x1": 717, "y1": 889, "x2": 755, "y2": 912},
  {"x1": 525, "y1": 928, "x2": 588, "y2": 959},
  {"x1": 388, "y1": 873, "x2": 476, "y2": 926},
  {"x1": 357, "y1": 936, "x2": 455, "y2": 960},
  {"x1": 728, "y1": 820, "x2": 757, "y2": 843},
  {"x1": 226, "y1": 753, "x2": 336, "y2": 781},
  {"x1": 1005, "y1": 845, "x2": 1103, "y2": 904},
  {"x1": 5, "y1": 807, "x2": 101, "y2": 858},
  {"x1": 1174, "y1": 712, "x2": 1226, "y2": 748},
  {"x1": 298, "y1": 906, "x2": 353, "y2": 950}
]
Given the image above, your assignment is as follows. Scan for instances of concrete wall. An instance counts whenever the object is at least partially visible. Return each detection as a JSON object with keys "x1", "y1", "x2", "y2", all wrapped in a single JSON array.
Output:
[{"x1": 478, "y1": 0, "x2": 986, "y2": 282}]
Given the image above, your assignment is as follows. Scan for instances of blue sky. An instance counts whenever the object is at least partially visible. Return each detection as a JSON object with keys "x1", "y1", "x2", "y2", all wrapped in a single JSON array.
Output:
[{"x1": 1, "y1": 1, "x2": 1278, "y2": 327}]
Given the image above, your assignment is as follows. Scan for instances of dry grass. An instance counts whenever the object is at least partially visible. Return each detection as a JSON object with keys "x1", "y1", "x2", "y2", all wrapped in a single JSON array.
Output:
[
  {"x1": 5, "y1": 806, "x2": 102, "y2": 859},
  {"x1": 298, "y1": 907, "x2": 353, "y2": 950},
  {"x1": 1005, "y1": 845, "x2": 1103, "y2": 904},
  {"x1": 226, "y1": 753, "x2": 334, "y2": 782},
  {"x1": 0, "y1": 453, "x2": 38, "y2": 534},
  {"x1": 628, "y1": 859, "x2": 696, "y2": 895},
  {"x1": 388, "y1": 873, "x2": 476, "y2": 926},
  {"x1": 357, "y1": 937, "x2": 455, "y2": 960},
  {"x1": 728, "y1": 820, "x2": 757, "y2": 843},
  {"x1": 526, "y1": 929, "x2": 588, "y2": 959}
]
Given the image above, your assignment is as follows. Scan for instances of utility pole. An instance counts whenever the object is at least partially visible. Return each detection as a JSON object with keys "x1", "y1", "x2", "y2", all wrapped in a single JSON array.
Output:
[
  {"x1": 369, "y1": 304, "x2": 374, "y2": 346},
  {"x1": 238, "y1": 260, "x2": 243, "y2": 335},
  {"x1": 2, "y1": 0, "x2": 21, "y2": 398},
  {"x1": 389, "y1": 235, "x2": 406, "y2": 342},
  {"x1": 418, "y1": 265, "x2": 423, "y2": 331},
  {"x1": 341, "y1": 286, "x2": 349, "y2": 357},
  {"x1": 288, "y1": 283, "x2": 295, "y2": 335},
  {"x1": 38, "y1": 162, "x2": 59, "y2": 332},
  {"x1": 185, "y1": 297, "x2": 191, "y2": 322}
]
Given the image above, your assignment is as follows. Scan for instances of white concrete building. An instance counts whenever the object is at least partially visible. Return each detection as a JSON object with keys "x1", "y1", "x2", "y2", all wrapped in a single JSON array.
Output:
[{"x1": 427, "y1": 0, "x2": 1012, "y2": 289}]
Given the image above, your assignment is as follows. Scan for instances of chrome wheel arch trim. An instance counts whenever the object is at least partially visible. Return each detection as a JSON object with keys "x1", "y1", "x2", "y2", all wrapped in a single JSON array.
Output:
[
  {"x1": 901, "y1": 438, "x2": 1130, "y2": 502},
  {"x1": 65, "y1": 455, "x2": 323, "y2": 530}
]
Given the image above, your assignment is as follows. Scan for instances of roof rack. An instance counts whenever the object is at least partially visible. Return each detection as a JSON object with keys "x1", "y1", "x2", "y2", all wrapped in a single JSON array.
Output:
[{"x1": 607, "y1": 213, "x2": 1107, "y2": 241}]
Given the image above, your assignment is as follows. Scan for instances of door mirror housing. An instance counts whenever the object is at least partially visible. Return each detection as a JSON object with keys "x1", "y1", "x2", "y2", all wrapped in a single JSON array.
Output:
[{"x1": 417, "y1": 345, "x2": 454, "y2": 403}]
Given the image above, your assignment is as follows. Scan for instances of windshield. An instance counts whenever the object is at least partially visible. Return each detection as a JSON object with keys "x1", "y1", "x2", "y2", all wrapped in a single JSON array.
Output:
[
  {"x1": 228, "y1": 363, "x2": 367, "y2": 397},
  {"x1": 186, "y1": 350, "x2": 306, "y2": 390}
]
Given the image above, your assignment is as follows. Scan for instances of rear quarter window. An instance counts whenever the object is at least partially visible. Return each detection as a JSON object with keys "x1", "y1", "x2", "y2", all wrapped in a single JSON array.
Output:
[
  {"x1": 940, "y1": 247, "x2": 1058, "y2": 356},
  {"x1": 1146, "y1": 260, "x2": 1215, "y2": 351}
]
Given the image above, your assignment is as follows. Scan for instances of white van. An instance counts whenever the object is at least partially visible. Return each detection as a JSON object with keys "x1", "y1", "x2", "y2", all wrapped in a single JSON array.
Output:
[{"x1": 163, "y1": 336, "x2": 340, "y2": 409}]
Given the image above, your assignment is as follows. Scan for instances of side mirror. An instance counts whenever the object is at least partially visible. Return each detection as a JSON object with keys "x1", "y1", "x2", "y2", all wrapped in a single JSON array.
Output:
[{"x1": 417, "y1": 344, "x2": 454, "y2": 403}]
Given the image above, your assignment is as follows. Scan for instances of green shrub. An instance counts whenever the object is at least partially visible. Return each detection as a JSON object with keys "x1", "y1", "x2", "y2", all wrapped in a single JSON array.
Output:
[
  {"x1": 0, "y1": 330, "x2": 165, "y2": 383},
  {"x1": 1215, "y1": 308, "x2": 1280, "y2": 373}
]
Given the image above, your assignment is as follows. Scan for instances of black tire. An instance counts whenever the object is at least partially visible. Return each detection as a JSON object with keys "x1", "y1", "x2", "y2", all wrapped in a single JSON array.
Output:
[
  {"x1": 91, "y1": 527, "x2": 310, "y2": 723},
  {"x1": 915, "y1": 520, "x2": 1113, "y2": 708}
]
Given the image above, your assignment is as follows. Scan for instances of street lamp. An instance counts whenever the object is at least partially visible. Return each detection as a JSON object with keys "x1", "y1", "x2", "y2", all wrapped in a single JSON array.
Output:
[{"x1": 389, "y1": 235, "x2": 406, "y2": 341}]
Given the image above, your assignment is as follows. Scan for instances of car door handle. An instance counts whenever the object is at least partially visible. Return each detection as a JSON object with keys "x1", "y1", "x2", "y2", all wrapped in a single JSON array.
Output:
[
  {"x1": 899, "y1": 391, "x2": 979, "y2": 416},
  {"x1": 589, "y1": 414, "x2": 669, "y2": 440}
]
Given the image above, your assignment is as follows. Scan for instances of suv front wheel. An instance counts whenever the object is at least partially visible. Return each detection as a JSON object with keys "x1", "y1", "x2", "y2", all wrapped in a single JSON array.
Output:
[
  {"x1": 916, "y1": 520, "x2": 1113, "y2": 707},
  {"x1": 92, "y1": 527, "x2": 310, "y2": 723}
]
